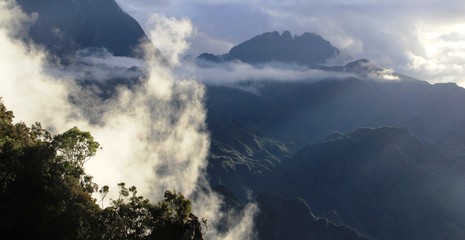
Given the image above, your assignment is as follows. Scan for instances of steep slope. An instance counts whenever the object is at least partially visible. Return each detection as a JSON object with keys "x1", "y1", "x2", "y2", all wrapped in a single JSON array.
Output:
[
  {"x1": 206, "y1": 78, "x2": 465, "y2": 152},
  {"x1": 16, "y1": 0, "x2": 148, "y2": 57},
  {"x1": 283, "y1": 127, "x2": 465, "y2": 239},
  {"x1": 206, "y1": 109, "x2": 296, "y2": 200},
  {"x1": 255, "y1": 192, "x2": 369, "y2": 240},
  {"x1": 204, "y1": 77, "x2": 465, "y2": 214},
  {"x1": 198, "y1": 31, "x2": 340, "y2": 66}
]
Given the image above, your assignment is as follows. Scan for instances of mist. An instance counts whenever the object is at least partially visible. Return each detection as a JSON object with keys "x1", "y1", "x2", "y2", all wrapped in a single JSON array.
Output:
[
  {"x1": 178, "y1": 60, "x2": 400, "y2": 90},
  {"x1": 0, "y1": 1, "x2": 256, "y2": 239},
  {"x1": 60, "y1": 48, "x2": 144, "y2": 82}
]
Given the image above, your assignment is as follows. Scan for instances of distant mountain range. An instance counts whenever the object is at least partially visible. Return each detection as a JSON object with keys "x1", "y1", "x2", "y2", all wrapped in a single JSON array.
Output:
[
  {"x1": 13, "y1": 1, "x2": 465, "y2": 239},
  {"x1": 203, "y1": 29, "x2": 465, "y2": 240},
  {"x1": 206, "y1": 78, "x2": 465, "y2": 151},
  {"x1": 206, "y1": 78, "x2": 465, "y2": 239}
]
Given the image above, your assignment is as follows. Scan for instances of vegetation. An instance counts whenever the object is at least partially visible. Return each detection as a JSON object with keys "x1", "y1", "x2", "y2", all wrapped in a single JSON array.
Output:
[{"x1": 0, "y1": 100, "x2": 204, "y2": 240}]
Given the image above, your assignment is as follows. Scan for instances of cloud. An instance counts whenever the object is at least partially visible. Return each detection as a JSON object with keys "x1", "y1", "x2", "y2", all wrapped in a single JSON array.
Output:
[
  {"x1": 49, "y1": 48, "x2": 144, "y2": 83},
  {"x1": 77, "y1": 48, "x2": 145, "y2": 68},
  {"x1": 116, "y1": 0, "x2": 465, "y2": 87},
  {"x1": 402, "y1": 23, "x2": 465, "y2": 86},
  {"x1": 219, "y1": 204, "x2": 258, "y2": 240},
  {"x1": 177, "y1": 60, "x2": 400, "y2": 92},
  {"x1": 0, "y1": 0, "x2": 77, "y2": 130},
  {"x1": 146, "y1": 13, "x2": 194, "y2": 66},
  {"x1": 184, "y1": 61, "x2": 353, "y2": 84},
  {"x1": 0, "y1": 1, "x2": 256, "y2": 239}
]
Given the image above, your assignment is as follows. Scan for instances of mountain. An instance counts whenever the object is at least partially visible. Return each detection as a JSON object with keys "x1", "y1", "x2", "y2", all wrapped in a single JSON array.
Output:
[
  {"x1": 210, "y1": 125, "x2": 465, "y2": 239},
  {"x1": 205, "y1": 76, "x2": 465, "y2": 193},
  {"x1": 8, "y1": 1, "x2": 465, "y2": 238},
  {"x1": 205, "y1": 76, "x2": 465, "y2": 239},
  {"x1": 282, "y1": 127, "x2": 465, "y2": 239},
  {"x1": 255, "y1": 192, "x2": 369, "y2": 240},
  {"x1": 206, "y1": 109, "x2": 297, "y2": 201},
  {"x1": 16, "y1": 0, "x2": 149, "y2": 57},
  {"x1": 206, "y1": 78, "x2": 465, "y2": 152},
  {"x1": 198, "y1": 31, "x2": 340, "y2": 66}
]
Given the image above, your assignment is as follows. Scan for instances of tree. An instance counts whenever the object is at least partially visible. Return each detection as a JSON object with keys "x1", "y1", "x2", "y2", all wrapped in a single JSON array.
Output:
[
  {"x1": 0, "y1": 101, "x2": 100, "y2": 239},
  {"x1": 100, "y1": 183, "x2": 154, "y2": 239},
  {"x1": 150, "y1": 190, "x2": 204, "y2": 240},
  {"x1": 100, "y1": 185, "x2": 205, "y2": 240},
  {"x1": 52, "y1": 126, "x2": 101, "y2": 194},
  {"x1": 0, "y1": 100, "x2": 206, "y2": 239},
  {"x1": 52, "y1": 126, "x2": 100, "y2": 168}
]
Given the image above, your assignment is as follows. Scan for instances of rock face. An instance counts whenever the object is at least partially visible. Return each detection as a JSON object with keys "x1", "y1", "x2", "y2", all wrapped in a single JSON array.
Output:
[
  {"x1": 16, "y1": 0, "x2": 148, "y2": 57},
  {"x1": 198, "y1": 31, "x2": 340, "y2": 66}
]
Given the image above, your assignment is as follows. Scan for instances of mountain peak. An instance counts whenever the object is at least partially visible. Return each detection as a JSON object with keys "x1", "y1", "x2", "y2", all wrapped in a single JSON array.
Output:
[
  {"x1": 282, "y1": 30, "x2": 292, "y2": 40},
  {"x1": 198, "y1": 31, "x2": 340, "y2": 66}
]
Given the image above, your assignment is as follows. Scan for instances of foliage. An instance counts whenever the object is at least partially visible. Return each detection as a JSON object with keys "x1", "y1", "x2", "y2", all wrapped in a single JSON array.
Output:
[
  {"x1": 0, "y1": 100, "x2": 100, "y2": 239},
  {"x1": 0, "y1": 100, "x2": 205, "y2": 240},
  {"x1": 100, "y1": 183, "x2": 154, "y2": 239},
  {"x1": 100, "y1": 184, "x2": 204, "y2": 240},
  {"x1": 150, "y1": 190, "x2": 199, "y2": 239},
  {"x1": 52, "y1": 126, "x2": 100, "y2": 168}
]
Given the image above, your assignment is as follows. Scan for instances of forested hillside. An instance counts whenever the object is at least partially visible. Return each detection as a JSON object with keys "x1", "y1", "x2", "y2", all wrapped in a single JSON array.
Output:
[{"x1": 0, "y1": 100, "x2": 205, "y2": 240}]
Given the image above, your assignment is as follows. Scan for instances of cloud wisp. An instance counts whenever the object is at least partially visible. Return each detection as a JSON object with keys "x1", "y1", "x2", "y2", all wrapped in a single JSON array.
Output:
[
  {"x1": 0, "y1": 2, "x2": 256, "y2": 239},
  {"x1": 178, "y1": 60, "x2": 400, "y2": 90}
]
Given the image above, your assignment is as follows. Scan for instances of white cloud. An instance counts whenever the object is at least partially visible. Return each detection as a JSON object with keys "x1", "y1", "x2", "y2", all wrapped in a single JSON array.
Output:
[
  {"x1": 403, "y1": 23, "x2": 465, "y2": 86},
  {"x1": 146, "y1": 13, "x2": 194, "y2": 66},
  {"x1": 182, "y1": 61, "x2": 357, "y2": 85},
  {"x1": 78, "y1": 48, "x2": 144, "y2": 68},
  {"x1": 0, "y1": 1, "x2": 257, "y2": 239},
  {"x1": 174, "y1": 60, "x2": 402, "y2": 96}
]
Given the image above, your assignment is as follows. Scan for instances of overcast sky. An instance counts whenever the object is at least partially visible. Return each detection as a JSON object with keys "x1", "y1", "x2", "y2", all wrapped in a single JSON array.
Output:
[{"x1": 115, "y1": 0, "x2": 465, "y2": 86}]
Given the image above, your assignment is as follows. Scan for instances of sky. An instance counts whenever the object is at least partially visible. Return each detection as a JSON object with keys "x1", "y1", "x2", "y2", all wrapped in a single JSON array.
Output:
[{"x1": 116, "y1": 0, "x2": 465, "y2": 86}]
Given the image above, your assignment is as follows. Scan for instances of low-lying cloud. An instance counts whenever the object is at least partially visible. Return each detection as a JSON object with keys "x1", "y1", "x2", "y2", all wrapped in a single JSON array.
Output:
[
  {"x1": 39, "y1": 48, "x2": 144, "y2": 85},
  {"x1": 178, "y1": 60, "x2": 400, "y2": 91},
  {"x1": 0, "y1": 1, "x2": 256, "y2": 239},
  {"x1": 186, "y1": 61, "x2": 354, "y2": 84}
]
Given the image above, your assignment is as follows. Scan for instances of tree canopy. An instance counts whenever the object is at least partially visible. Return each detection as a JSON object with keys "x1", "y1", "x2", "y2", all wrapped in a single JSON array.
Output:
[{"x1": 0, "y1": 99, "x2": 205, "y2": 240}]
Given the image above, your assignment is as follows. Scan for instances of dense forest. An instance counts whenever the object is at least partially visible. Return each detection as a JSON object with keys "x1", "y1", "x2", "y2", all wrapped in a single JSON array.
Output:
[{"x1": 0, "y1": 99, "x2": 205, "y2": 240}]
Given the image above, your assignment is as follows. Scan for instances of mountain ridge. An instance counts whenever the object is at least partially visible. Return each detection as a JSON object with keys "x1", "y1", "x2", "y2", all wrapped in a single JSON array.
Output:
[
  {"x1": 281, "y1": 126, "x2": 465, "y2": 239},
  {"x1": 198, "y1": 31, "x2": 340, "y2": 66},
  {"x1": 255, "y1": 192, "x2": 370, "y2": 240}
]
